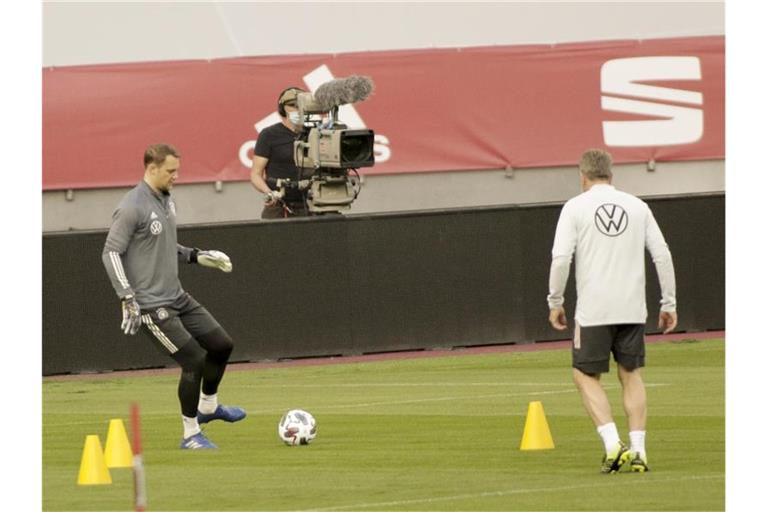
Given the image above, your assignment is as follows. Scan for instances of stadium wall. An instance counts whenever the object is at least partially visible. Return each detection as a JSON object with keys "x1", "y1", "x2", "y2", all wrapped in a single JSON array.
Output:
[
  {"x1": 43, "y1": 160, "x2": 724, "y2": 232},
  {"x1": 42, "y1": 193, "x2": 724, "y2": 375}
]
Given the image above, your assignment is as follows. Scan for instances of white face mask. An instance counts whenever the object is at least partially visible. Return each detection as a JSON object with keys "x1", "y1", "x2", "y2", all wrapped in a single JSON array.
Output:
[{"x1": 288, "y1": 111, "x2": 301, "y2": 125}]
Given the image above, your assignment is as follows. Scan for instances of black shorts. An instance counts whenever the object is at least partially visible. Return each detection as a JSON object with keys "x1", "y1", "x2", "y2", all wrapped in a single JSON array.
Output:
[
  {"x1": 139, "y1": 293, "x2": 222, "y2": 356},
  {"x1": 572, "y1": 323, "x2": 645, "y2": 374}
]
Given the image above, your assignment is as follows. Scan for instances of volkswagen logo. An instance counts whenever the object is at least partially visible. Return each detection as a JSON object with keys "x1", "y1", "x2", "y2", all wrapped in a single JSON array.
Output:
[{"x1": 594, "y1": 203, "x2": 628, "y2": 236}]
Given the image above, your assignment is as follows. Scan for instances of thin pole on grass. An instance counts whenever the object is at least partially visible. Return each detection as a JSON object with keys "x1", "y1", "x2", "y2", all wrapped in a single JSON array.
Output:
[{"x1": 131, "y1": 402, "x2": 147, "y2": 511}]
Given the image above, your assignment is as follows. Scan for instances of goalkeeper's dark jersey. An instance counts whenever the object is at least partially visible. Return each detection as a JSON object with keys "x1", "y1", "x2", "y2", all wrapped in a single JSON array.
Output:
[{"x1": 102, "y1": 180, "x2": 194, "y2": 308}]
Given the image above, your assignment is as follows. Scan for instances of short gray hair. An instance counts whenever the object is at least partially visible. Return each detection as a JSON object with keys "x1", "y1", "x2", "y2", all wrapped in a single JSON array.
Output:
[{"x1": 579, "y1": 149, "x2": 613, "y2": 181}]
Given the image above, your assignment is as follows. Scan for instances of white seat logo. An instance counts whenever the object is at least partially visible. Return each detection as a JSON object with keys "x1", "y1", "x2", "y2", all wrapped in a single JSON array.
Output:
[{"x1": 601, "y1": 57, "x2": 703, "y2": 147}]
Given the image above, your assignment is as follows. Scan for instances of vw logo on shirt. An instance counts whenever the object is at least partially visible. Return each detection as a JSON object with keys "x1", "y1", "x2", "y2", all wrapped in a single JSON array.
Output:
[
  {"x1": 150, "y1": 219, "x2": 163, "y2": 235},
  {"x1": 594, "y1": 203, "x2": 628, "y2": 236}
]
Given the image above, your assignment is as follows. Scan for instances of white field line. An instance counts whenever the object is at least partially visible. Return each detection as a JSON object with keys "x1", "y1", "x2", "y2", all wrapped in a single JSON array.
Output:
[
  {"x1": 246, "y1": 383, "x2": 669, "y2": 414},
  {"x1": 315, "y1": 388, "x2": 580, "y2": 410},
  {"x1": 44, "y1": 383, "x2": 670, "y2": 424},
  {"x1": 36, "y1": 386, "x2": 604, "y2": 426},
  {"x1": 299, "y1": 474, "x2": 724, "y2": 512},
  {"x1": 232, "y1": 382, "x2": 575, "y2": 388}
]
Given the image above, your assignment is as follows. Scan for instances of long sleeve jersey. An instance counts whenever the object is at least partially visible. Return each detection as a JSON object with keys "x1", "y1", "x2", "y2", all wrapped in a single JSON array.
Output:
[
  {"x1": 102, "y1": 180, "x2": 195, "y2": 308},
  {"x1": 547, "y1": 184, "x2": 676, "y2": 327}
]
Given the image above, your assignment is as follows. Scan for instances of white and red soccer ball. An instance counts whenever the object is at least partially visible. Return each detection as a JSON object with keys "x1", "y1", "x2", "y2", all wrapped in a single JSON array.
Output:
[{"x1": 278, "y1": 409, "x2": 317, "y2": 446}]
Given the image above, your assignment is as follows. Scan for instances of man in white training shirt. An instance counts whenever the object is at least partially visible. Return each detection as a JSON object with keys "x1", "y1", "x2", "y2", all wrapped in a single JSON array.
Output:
[{"x1": 547, "y1": 149, "x2": 677, "y2": 474}]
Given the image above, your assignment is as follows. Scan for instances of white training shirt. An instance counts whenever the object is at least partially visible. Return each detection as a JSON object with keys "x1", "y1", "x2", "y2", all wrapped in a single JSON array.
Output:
[{"x1": 547, "y1": 184, "x2": 676, "y2": 327}]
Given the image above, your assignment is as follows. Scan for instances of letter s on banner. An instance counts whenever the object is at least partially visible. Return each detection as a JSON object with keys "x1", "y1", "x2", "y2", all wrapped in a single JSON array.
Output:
[
  {"x1": 601, "y1": 56, "x2": 703, "y2": 147},
  {"x1": 374, "y1": 134, "x2": 391, "y2": 163}
]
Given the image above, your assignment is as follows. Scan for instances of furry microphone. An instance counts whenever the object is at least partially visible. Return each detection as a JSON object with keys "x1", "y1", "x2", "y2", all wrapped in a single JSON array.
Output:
[{"x1": 313, "y1": 75, "x2": 375, "y2": 111}]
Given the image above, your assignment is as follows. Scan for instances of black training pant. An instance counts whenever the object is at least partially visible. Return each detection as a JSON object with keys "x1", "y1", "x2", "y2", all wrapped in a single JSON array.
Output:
[{"x1": 140, "y1": 293, "x2": 234, "y2": 417}]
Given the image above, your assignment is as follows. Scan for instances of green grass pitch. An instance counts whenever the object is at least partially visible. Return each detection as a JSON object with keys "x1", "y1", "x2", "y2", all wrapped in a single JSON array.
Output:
[{"x1": 43, "y1": 338, "x2": 724, "y2": 511}]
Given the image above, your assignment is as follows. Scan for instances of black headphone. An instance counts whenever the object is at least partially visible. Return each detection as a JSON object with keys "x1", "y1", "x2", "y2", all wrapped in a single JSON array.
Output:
[{"x1": 277, "y1": 87, "x2": 305, "y2": 117}]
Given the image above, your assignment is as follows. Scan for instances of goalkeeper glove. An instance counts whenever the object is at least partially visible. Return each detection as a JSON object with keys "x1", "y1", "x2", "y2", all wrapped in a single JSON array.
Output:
[
  {"x1": 192, "y1": 249, "x2": 233, "y2": 273},
  {"x1": 121, "y1": 295, "x2": 142, "y2": 335}
]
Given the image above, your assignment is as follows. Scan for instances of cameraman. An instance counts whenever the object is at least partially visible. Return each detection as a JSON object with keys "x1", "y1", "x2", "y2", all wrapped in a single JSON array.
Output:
[{"x1": 250, "y1": 87, "x2": 312, "y2": 219}]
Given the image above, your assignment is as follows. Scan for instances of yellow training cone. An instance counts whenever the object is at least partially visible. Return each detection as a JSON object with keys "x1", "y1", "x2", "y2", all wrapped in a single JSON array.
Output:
[
  {"x1": 77, "y1": 435, "x2": 112, "y2": 485},
  {"x1": 519, "y1": 401, "x2": 555, "y2": 450},
  {"x1": 104, "y1": 419, "x2": 133, "y2": 468}
]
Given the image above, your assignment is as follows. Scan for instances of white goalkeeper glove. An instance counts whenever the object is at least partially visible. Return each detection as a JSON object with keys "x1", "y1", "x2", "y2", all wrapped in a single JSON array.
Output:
[
  {"x1": 194, "y1": 249, "x2": 232, "y2": 273},
  {"x1": 121, "y1": 295, "x2": 142, "y2": 335}
]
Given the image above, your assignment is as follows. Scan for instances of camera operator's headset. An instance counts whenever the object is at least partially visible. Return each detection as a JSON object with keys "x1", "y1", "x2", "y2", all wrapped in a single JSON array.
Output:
[{"x1": 277, "y1": 87, "x2": 306, "y2": 117}]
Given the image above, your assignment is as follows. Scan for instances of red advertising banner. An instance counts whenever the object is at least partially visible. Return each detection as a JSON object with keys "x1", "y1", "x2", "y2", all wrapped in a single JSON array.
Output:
[{"x1": 42, "y1": 36, "x2": 724, "y2": 190}]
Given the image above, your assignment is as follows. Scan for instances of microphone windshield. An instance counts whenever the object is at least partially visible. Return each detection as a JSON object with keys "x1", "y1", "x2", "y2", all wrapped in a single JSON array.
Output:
[{"x1": 314, "y1": 76, "x2": 375, "y2": 111}]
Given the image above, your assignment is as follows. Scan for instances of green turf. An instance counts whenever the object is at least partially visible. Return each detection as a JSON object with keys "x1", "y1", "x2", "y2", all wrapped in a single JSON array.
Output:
[{"x1": 43, "y1": 338, "x2": 724, "y2": 511}]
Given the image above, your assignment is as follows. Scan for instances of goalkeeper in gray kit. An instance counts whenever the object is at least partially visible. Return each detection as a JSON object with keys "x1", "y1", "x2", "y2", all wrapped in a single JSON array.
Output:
[{"x1": 102, "y1": 143, "x2": 245, "y2": 450}]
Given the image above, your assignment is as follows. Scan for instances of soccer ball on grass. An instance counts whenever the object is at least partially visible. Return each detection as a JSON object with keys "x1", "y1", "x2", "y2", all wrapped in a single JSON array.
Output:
[{"x1": 278, "y1": 409, "x2": 317, "y2": 446}]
